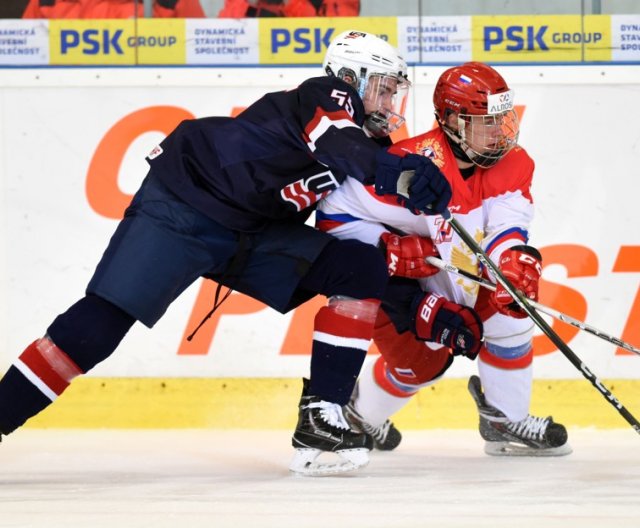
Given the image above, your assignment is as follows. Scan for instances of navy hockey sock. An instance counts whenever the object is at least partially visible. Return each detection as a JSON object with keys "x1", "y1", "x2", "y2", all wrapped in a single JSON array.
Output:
[
  {"x1": 0, "y1": 366, "x2": 52, "y2": 435},
  {"x1": 300, "y1": 239, "x2": 387, "y2": 405},
  {"x1": 47, "y1": 294, "x2": 135, "y2": 372},
  {"x1": 0, "y1": 295, "x2": 135, "y2": 435},
  {"x1": 309, "y1": 346, "x2": 367, "y2": 406},
  {"x1": 308, "y1": 299, "x2": 379, "y2": 405}
]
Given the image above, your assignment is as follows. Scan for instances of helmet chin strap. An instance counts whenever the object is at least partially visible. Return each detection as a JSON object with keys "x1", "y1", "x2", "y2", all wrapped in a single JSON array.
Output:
[
  {"x1": 365, "y1": 111, "x2": 404, "y2": 139},
  {"x1": 364, "y1": 112, "x2": 387, "y2": 137}
]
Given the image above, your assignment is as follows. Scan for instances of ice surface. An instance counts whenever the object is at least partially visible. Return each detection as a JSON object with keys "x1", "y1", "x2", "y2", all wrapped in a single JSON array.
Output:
[{"x1": 2, "y1": 429, "x2": 639, "y2": 527}]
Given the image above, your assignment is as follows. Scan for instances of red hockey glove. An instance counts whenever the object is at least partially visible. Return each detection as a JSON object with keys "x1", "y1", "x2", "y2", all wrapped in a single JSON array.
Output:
[
  {"x1": 412, "y1": 292, "x2": 483, "y2": 359},
  {"x1": 380, "y1": 232, "x2": 440, "y2": 278},
  {"x1": 492, "y1": 245, "x2": 542, "y2": 319}
]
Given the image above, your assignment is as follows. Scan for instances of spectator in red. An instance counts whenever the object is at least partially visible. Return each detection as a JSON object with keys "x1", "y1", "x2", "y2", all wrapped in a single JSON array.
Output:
[
  {"x1": 218, "y1": 0, "x2": 359, "y2": 17},
  {"x1": 22, "y1": 0, "x2": 205, "y2": 18}
]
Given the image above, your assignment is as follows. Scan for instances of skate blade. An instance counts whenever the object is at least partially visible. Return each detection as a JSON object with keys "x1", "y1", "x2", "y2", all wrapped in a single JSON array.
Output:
[
  {"x1": 289, "y1": 447, "x2": 369, "y2": 477},
  {"x1": 484, "y1": 441, "x2": 573, "y2": 457}
]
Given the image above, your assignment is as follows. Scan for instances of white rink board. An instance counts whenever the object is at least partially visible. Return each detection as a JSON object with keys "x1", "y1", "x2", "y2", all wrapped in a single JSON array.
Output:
[{"x1": 0, "y1": 65, "x2": 639, "y2": 380}]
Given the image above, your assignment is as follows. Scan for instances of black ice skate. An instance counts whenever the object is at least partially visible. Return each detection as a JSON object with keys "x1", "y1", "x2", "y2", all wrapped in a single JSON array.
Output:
[
  {"x1": 468, "y1": 375, "x2": 572, "y2": 456},
  {"x1": 290, "y1": 379, "x2": 373, "y2": 476},
  {"x1": 343, "y1": 391, "x2": 402, "y2": 451}
]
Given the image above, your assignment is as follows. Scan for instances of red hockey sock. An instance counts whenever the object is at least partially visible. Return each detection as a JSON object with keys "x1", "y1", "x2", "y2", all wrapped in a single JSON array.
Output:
[{"x1": 16, "y1": 336, "x2": 84, "y2": 400}]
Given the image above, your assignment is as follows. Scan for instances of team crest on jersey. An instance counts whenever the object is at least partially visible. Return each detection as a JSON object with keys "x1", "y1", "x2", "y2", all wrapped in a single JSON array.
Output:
[
  {"x1": 416, "y1": 138, "x2": 444, "y2": 168},
  {"x1": 450, "y1": 228, "x2": 484, "y2": 296},
  {"x1": 281, "y1": 170, "x2": 339, "y2": 211}
]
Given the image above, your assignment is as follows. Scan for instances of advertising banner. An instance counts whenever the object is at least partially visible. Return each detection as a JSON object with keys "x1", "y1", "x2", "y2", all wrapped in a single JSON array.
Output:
[
  {"x1": 0, "y1": 19, "x2": 48, "y2": 65},
  {"x1": 48, "y1": 18, "x2": 185, "y2": 65},
  {"x1": 257, "y1": 16, "x2": 396, "y2": 64},
  {"x1": 186, "y1": 18, "x2": 259, "y2": 64},
  {"x1": 398, "y1": 16, "x2": 472, "y2": 64},
  {"x1": 0, "y1": 16, "x2": 639, "y2": 66},
  {"x1": 471, "y1": 15, "x2": 611, "y2": 62},
  {"x1": 612, "y1": 14, "x2": 640, "y2": 61}
]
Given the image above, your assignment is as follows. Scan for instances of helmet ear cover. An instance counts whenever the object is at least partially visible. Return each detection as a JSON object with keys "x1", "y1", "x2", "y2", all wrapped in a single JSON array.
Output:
[{"x1": 335, "y1": 67, "x2": 359, "y2": 90}]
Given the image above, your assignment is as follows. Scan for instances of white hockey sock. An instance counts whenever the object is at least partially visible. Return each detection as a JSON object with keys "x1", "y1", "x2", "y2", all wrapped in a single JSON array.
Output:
[
  {"x1": 478, "y1": 359, "x2": 532, "y2": 422},
  {"x1": 353, "y1": 357, "x2": 414, "y2": 428}
]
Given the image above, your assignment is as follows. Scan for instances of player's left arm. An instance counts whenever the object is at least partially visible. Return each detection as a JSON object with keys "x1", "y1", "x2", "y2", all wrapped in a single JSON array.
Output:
[
  {"x1": 316, "y1": 203, "x2": 440, "y2": 279},
  {"x1": 482, "y1": 149, "x2": 542, "y2": 317}
]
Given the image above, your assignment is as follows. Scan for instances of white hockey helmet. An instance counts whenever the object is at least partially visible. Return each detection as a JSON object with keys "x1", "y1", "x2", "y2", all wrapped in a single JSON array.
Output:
[{"x1": 323, "y1": 30, "x2": 410, "y2": 138}]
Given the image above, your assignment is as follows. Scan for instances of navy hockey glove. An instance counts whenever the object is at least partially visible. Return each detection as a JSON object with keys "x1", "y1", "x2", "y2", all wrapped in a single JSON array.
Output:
[
  {"x1": 411, "y1": 292, "x2": 483, "y2": 359},
  {"x1": 374, "y1": 149, "x2": 452, "y2": 216},
  {"x1": 491, "y1": 245, "x2": 542, "y2": 319}
]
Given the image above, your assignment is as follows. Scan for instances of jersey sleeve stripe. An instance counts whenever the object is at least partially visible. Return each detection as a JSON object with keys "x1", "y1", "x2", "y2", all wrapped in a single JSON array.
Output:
[
  {"x1": 316, "y1": 210, "x2": 362, "y2": 223},
  {"x1": 485, "y1": 227, "x2": 528, "y2": 256},
  {"x1": 315, "y1": 210, "x2": 363, "y2": 232},
  {"x1": 304, "y1": 109, "x2": 359, "y2": 152}
]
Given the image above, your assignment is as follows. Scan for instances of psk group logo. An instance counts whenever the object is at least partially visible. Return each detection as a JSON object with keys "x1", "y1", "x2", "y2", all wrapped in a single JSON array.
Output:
[
  {"x1": 49, "y1": 19, "x2": 186, "y2": 65},
  {"x1": 258, "y1": 17, "x2": 397, "y2": 64},
  {"x1": 472, "y1": 15, "x2": 611, "y2": 62}
]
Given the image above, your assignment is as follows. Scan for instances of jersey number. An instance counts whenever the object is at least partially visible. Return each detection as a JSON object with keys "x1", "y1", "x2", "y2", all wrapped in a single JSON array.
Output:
[{"x1": 331, "y1": 89, "x2": 355, "y2": 118}]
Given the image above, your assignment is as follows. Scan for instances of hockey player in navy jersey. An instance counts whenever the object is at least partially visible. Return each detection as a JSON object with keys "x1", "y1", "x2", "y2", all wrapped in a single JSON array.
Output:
[{"x1": 0, "y1": 30, "x2": 452, "y2": 476}]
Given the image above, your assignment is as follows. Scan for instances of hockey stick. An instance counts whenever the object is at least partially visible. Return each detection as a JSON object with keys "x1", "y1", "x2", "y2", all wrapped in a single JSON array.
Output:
[
  {"x1": 425, "y1": 255, "x2": 640, "y2": 356},
  {"x1": 440, "y1": 210, "x2": 640, "y2": 434}
]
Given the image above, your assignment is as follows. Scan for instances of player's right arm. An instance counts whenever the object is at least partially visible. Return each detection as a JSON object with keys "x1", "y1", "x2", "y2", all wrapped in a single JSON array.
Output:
[{"x1": 298, "y1": 76, "x2": 380, "y2": 184}]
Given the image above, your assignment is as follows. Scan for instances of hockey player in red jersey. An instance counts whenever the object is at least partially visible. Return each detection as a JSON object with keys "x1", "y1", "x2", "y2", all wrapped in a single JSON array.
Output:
[
  {"x1": 0, "y1": 31, "x2": 452, "y2": 476},
  {"x1": 317, "y1": 62, "x2": 571, "y2": 456}
]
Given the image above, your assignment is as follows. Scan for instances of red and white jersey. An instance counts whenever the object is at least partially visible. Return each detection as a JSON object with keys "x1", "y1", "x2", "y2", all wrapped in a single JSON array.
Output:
[{"x1": 317, "y1": 126, "x2": 535, "y2": 310}]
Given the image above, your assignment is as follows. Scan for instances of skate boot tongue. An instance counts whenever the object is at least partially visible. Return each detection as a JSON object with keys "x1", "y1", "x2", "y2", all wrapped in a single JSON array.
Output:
[{"x1": 306, "y1": 400, "x2": 350, "y2": 430}]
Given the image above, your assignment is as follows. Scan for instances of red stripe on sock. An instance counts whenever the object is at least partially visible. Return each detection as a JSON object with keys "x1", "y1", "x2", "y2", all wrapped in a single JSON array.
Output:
[
  {"x1": 19, "y1": 337, "x2": 83, "y2": 396},
  {"x1": 479, "y1": 345, "x2": 533, "y2": 370}
]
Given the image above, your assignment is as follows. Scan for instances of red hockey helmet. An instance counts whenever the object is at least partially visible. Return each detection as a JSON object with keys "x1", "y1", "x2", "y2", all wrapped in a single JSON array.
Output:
[{"x1": 433, "y1": 62, "x2": 519, "y2": 168}]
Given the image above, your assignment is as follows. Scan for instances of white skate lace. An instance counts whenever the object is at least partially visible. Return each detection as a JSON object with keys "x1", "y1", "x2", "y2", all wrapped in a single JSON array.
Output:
[
  {"x1": 363, "y1": 419, "x2": 391, "y2": 442},
  {"x1": 345, "y1": 404, "x2": 391, "y2": 441},
  {"x1": 306, "y1": 401, "x2": 350, "y2": 430},
  {"x1": 507, "y1": 415, "x2": 549, "y2": 440}
]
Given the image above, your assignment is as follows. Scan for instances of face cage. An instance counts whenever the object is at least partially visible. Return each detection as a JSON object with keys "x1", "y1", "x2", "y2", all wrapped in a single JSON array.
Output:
[
  {"x1": 362, "y1": 74, "x2": 410, "y2": 138},
  {"x1": 456, "y1": 110, "x2": 519, "y2": 168}
]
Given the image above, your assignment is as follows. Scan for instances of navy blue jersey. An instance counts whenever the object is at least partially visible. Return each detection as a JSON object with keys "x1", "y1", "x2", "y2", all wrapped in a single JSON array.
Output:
[{"x1": 147, "y1": 76, "x2": 382, "y2": 232}]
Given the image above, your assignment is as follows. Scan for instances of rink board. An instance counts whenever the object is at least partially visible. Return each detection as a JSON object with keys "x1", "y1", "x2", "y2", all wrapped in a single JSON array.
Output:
[
  {"x1": 24, "y1": 377, "x2": 640, "y2": 430},
  {"x1": 0, "y1": 66, "x2": 639, "y2": 430}
]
